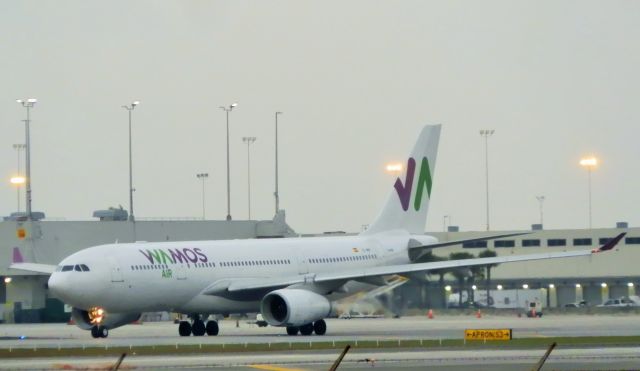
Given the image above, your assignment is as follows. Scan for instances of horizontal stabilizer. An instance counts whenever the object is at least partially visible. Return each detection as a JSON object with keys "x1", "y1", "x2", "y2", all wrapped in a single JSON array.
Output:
[{"x1": 9, "y1": 263, "x2": 56, "y2": 275}]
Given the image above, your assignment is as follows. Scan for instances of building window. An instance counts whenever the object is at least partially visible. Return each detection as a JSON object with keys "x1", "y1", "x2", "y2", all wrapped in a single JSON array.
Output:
[
  {"x1": 494, "y1": 240, "x2": 515, "y2": 248},
  {"x1": 625, "y1": 237, "x2": 640, "y2": 244},
  {"x1": 548, "y1": 239, "x2": 567, "y2": 247},
  {"x1": 573, "y1": 238, "x2": 592, "y2": 246},
  {"x1": 463, "y1": 241, "x2": 487, "y2": 248},
  {"x1": 599, "y1": 237, "x2": 612, "y2": 245},
  {"x1": 522, "y1": 239, "x2": 540, "y2": 247}
]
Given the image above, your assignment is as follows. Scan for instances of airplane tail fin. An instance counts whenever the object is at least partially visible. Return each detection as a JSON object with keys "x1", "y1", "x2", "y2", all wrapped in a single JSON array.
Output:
[{"x1": 363, "y1": 125, "x2": 441, "y2": 235}]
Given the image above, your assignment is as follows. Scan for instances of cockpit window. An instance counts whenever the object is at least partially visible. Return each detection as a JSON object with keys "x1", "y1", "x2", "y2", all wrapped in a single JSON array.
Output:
[
  {"x1": 61, "y1": 265, "x2": 74, "y2": 272},
  {"x1": 80, "y1": 264, "x2": 90, "y2": 272},
  {"x1": 74, "y1": 265, "x2": 82, "y2": 271}
]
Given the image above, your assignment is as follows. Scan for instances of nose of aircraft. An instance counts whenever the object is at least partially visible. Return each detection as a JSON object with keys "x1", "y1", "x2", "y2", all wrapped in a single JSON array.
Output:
[{"x1": 48, "y1": 273, "x2": 71, "y2": 302}]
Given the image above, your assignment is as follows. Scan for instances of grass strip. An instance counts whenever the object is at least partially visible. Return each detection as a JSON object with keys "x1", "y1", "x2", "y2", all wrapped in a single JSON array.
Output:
[{"x1": 1, "y1": 336, "x2": 640, "y2": 359}]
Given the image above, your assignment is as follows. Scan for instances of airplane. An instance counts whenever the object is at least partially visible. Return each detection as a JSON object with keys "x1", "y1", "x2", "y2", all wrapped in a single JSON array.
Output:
[{"x1": 11, "y1": 125, "x2": 624, "y2": 338}]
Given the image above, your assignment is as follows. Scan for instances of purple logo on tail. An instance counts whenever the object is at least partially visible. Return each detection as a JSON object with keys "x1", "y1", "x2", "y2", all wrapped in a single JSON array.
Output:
[
  {"x1": 394, "y1": 158, "x2": 416, "y2": 211},
  {"x1": 394, "y1": 157, "x2": 433, "y2": 211}
]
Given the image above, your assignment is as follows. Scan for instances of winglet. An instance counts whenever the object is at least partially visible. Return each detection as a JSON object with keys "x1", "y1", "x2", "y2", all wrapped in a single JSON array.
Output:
[{"x1": 592, "y1": 233, "x2": 626, "y2": 253}]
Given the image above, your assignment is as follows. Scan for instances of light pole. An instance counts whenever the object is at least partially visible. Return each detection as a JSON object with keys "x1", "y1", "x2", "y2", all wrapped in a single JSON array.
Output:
[
  {"x1": 479, "y1": 129, "x2": 495, "y2": 231},
  {"x1": 274, "y1": 111, "x2": 283, "y2": 215},
  {"x1": 220, "y1": 103, "x2": 238, "y2": 221},
  {"x1": 536, "y1": 196, "x2": 545, "y2": 226},
  {"x1": 242, "y1": 137, "x2": 257, "y2": 220},
  {"x1": 12, "y1": 144, "x2": 26, "y2": 212},
  {"x1": 196, "y1": 173, "x2": 209, "y2": 220},
  {"x1": 122, "y1": 101, "x2": 140, "y2": 222},
  {"x1": 580, "y1": 157, "x2": 598, "y2": 229},
  {"x1": 443, "y1": 215, "x2": 449, "y2": 232},
  {"x1": 16, "y1": 99, "x2": 36, "y2": 220}
]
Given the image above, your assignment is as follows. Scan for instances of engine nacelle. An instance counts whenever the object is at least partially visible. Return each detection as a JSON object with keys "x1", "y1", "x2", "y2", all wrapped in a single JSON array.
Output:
[
  {"x1": 260, "y1": 289, "x2": 331, "y2": 327},
  {"x1": 71, "y1": 307, "x2": 141, "y2": 330}
]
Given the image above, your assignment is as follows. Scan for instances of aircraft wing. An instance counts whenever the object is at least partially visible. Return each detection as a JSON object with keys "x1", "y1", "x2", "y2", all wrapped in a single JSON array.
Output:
[
  {"x1": 412, "y1": 232, "x2": 530, "y2": 250},
  {"x1": 222, "y1": 233, "x2": 625, "y2": 293},
  {"x1": 9, "y1": 263, "x2": 57, "y2": 275},
  {"x1": 408, "y1": 232, "x2": 531, "y2": 261}
]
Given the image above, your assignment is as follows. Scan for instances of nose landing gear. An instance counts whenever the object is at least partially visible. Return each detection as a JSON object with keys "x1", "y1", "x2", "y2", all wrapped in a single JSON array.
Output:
[{"x1": 90, "y1": 325, "x2": 108, "y2": 338}]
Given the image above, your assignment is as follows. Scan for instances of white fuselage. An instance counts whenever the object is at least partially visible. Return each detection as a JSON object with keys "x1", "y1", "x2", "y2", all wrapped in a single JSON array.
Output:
[{"x1": 49, "y1": 232, "x2": 434, "y2": 316}]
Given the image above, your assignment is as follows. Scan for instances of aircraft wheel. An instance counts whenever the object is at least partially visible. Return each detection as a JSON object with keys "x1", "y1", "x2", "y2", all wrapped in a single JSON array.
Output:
[
  {"x1": 206, "y1": 320, "x2": 219, "y2": 336},
  {"x1": 98, "y1": 326, "x2": 109, "y2": 338},
  {"x1": 286, "y1": 326, "x2": 299, "y2": 336},
  {"x1": 178, "y1": 321, "x2": 192, "y2": 336},
  {"x1": 299, "y1": 323, "x2": 314, "y2": 336},
  {"x1": 192, "y1": 319, "x2": 206, "y2": 336},
  {"x1": 91, "y1": 325, "x2": 100, "y2": 338},
  {"x1": 313, "y1": 319, "x2": 327, "y2": 335}
]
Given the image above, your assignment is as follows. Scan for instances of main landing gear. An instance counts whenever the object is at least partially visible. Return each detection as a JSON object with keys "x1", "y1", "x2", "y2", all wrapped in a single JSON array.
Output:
[
  {"x1": 90, "y1": 325, "x2": 108, "y2": 338},
  {"x1": 286, "y1": 319, "x2": 326, "y2": 336},
  {"x1": 178, "y1": 316, "x2": 219, "y2": 336}
]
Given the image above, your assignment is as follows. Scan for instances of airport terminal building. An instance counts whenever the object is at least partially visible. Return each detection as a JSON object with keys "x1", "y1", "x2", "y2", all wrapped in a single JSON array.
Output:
[
  {"x1": 0, "y1": 213, "x2": 637, "y2": 322},
  {"x1": 401, "y1": 224, "x2": 638, "y2": 310}
]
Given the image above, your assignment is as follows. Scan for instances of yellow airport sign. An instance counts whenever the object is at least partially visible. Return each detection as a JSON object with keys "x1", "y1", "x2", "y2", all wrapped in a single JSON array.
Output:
[{"x1": 464, "y1": 329, "x2": 512, "y2": 341}]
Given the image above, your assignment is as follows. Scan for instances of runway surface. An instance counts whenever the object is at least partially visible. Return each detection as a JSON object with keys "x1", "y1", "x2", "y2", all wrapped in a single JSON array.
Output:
[
  {"x1": 1, "y1": 347, "x2": 640, "y2": 370},
  {"x1": 1, "y1": 314, "x2": 639, "y2": 348},
  {"x1": 1, "y1": 315, "x2": 639, "y2": 370}
]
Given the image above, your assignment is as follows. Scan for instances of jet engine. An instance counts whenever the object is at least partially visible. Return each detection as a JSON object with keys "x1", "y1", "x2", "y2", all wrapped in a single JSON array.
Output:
[
  {"x1": 260, "y1": 289, "x2": 331, "y2": 327},
  {"x1": 71, "y1": 307, "x2": 141, "y2": 330}
]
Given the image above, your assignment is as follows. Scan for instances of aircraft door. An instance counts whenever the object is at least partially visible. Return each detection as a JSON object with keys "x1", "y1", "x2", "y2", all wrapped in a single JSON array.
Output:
[
  {"x1": 296, "y1": 254, "x2": 309, "y2": 275},
  {"x1": 109, "y1": 257, "x2": 124, "y2": 283}
]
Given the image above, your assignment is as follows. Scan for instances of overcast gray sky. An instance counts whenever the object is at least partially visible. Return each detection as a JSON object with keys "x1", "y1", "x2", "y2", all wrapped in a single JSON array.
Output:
[{"x1": 1, "y1": 1, "x2": 639, "y2": 233}]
